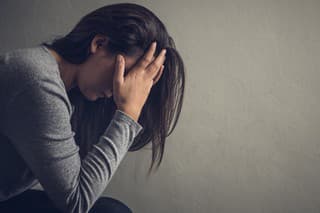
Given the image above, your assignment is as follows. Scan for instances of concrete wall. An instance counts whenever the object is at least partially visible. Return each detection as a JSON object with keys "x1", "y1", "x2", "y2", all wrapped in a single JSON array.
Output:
[{"x1": 1, "y1": 0, "x2": 320, "y2": 212}]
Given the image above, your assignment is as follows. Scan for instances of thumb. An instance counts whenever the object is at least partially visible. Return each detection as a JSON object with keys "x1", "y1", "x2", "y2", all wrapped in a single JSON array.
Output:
[{"x1": 113, "y1": 54, "x2": 125, "y2": 85}]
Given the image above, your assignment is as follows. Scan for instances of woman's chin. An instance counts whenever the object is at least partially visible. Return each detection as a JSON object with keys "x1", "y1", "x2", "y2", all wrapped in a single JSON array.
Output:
[
  {"x1": 84, "y1": 91, "x2": 112, "y2": 101},
  {"x1": 85, "y1": 94, "x2": 99, "y2": 101}
]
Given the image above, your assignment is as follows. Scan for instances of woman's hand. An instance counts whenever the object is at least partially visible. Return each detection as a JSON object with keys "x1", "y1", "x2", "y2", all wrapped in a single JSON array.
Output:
[{"x1": 112, "y1": 42, "x2": 166, "y2": 122}]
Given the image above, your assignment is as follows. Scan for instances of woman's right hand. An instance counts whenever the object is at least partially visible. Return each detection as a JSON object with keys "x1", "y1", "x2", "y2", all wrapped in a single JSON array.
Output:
[{"x1": 112, "y1": 42, "x2": 167, "y2": 122}]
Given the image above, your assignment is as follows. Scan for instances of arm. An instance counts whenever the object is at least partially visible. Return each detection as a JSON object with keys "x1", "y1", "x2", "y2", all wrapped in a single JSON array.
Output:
[{"x1": 1, "y1": 80, "x2": 143, "y2": 213}]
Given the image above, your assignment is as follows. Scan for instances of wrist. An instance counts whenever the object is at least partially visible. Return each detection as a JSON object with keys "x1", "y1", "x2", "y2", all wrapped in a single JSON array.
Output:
[{"x1": 117, "y1": 107, "x2": 140, "y2": 122}]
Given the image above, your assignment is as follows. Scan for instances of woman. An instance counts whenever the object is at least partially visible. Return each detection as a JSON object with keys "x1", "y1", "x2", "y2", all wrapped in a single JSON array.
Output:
[{"x1": 0, "y1": 2, "x2": 185, "y2": 213}]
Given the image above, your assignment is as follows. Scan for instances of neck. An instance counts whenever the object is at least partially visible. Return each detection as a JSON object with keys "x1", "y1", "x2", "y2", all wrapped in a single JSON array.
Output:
[{"x1": 48, "y1": 48, "x2": 78, "y2": 91}]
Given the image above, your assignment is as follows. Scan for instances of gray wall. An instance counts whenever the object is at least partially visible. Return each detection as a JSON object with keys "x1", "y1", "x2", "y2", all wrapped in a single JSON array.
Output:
[{"x1": 1, "y1": 0, "x2": 320, "y2": 212}]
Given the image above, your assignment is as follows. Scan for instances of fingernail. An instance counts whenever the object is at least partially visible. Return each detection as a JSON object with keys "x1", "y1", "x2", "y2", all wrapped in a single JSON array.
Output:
[
  {"x1": 163, "y1": 49, "x2": 167, "y2": 54},
  {"x1": 117, "y1": 54, "x2": 122, "y2": 62}
]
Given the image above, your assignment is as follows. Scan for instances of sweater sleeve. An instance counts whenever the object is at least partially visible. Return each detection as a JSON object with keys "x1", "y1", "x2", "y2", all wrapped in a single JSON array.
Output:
[{"x1": 1, "y1": 80, "x2": 143, "y2": 213}]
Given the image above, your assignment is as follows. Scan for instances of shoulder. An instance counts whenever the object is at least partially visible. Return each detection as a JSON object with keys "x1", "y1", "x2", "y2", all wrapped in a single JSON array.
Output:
[
  {"x1": 0, "y1": 45, "x2": 61, "y2": 87},
  {"x1": 0, "y1": 45, "x2": 71, "y2": 114}
]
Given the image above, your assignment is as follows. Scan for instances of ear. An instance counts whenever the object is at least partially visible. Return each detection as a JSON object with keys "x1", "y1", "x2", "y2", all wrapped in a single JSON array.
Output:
[{"x1": 90, "y1": 34, "x2": 109, "y2": 54}]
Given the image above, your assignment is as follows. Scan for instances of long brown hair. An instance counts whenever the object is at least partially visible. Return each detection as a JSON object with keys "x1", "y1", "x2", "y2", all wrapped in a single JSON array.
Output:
[{"x1": 40, "y1": 3, "x2": 185, "y2": 176}]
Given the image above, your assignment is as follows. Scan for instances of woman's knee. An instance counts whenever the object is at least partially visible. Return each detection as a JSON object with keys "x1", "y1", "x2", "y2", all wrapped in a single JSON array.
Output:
[{"x1": 89, "y1": 196, "x2": 133, "y2": 213}]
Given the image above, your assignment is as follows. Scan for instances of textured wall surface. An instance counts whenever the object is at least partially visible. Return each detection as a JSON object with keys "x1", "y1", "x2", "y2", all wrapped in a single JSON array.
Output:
[{"x1": 1, "y1": 0, "x2": 320, "y2": 212}]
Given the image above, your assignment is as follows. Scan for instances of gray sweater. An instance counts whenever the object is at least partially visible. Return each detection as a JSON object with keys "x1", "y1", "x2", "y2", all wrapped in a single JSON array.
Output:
[{"x1": 0, "y1": 45, "x2": 143, "y2": 212}]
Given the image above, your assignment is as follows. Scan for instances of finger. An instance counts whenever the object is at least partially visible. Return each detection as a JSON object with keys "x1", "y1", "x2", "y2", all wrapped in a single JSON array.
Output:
[
  {"x1": 153, "y1": 65, "x2": 164, "y2": 84},
  {"x1": 136, "y1": 41, "x2": 157, "y2": 69},
  {"x1": 113, "y1": 54, "x2": 125, "y2": 85},
  {"x1": 147, "y1": 49, "x2": 166, "y2": 79},
  {"x1": 152, "y1": 65, "x2": 164, "y2": 86}
]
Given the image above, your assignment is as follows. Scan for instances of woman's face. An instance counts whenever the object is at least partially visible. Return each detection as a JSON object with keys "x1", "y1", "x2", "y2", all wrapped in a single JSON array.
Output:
[{"x1": 77, "y1": 36, "x2": 144, "y2": 101}]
